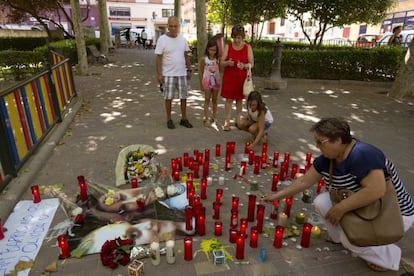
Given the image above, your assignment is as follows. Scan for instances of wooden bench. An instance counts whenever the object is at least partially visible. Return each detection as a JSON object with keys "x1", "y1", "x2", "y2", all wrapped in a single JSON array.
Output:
[{"x1": 86, "y1": 45, "x2": 108, "y2": 64}]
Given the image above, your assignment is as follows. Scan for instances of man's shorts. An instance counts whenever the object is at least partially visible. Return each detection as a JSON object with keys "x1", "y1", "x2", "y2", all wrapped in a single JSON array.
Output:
[{"x1": 162, "y1": 76, "x2": 188, "y2": 99}]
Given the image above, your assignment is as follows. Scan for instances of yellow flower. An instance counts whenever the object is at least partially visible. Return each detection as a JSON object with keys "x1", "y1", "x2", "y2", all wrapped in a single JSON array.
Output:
[{"x1": 104, "y1": 190, "x2": 116, "y2": 206}]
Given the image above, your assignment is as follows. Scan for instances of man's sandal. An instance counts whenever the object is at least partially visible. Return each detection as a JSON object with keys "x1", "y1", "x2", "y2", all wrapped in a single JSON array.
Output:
[{"x1": 367, "y1": 262, "x2": 388, "y2": 272}]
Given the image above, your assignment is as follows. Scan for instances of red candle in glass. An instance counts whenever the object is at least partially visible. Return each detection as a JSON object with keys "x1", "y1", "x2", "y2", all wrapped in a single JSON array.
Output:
[
  {"x1": 185, "y1": 206, "x2": 193, "y2": 231},
  {"x1": 215, "y1": 188, "x2": 223, "y2": 204},
  {"x1": 273, "y1": 226, "x2": 284, "y2": 248},
  {"x1": 278, "y1": 165, "x2": 285, "y2": 181},
  {"x1": 270, "y1": 200, "x2": 279, "y2": 219},
  {"x1": 284, "y1": 196, "x2": 293, "y2": 217},
  {"x1": 230, "y1": 209, "x2": 239, "y2": 228},
  {"x1": 235, "y1": 232, "x2": 246, "y2": 259},
  {"x1": 229, "y1": 229, "x2": 238, "y2": 243},
  {"x1": 273, "y1": 151, "x2": 279, "y2": 168},
  {"x1": 247, "y1": 194, "x2": 256, "y2": 222},
  {"x1": 215, "y1": 144, "x2": 221, "y2": 157},
  {"x1": 171, "y1": 158, "x2": 177, "y2": 174},
  {"x1": 202, "y1": 162, "x2": 209, "y2": 178},
  {"x1": 188, "y1": 158, "x2": 194, "y2": 171},
  {"x1": 225, "y1": 154, "x2": 231, "y2": 171},
  {"x1": 31, "y1": 185, "x2": 41, "y2": 203},
  {"x1": 193, "y1": 195, "x2": 201, "y2": 207},
  {"x1": 183, "y1": 152, "x2": 189, "y2": 167},
  {"x1": 212, "y1": 201, "x2": 221, "y2": 219},
  {"x1": 184, "y1": 237, "x2": 193, "y2": 261},
  {"x1": 77, "y1": 176, "x2": 88, "y2": 202},
  {"x1": 173, "y1": 171, "x2": 180, "y2": 182},
  {"x1": 284, "y1": 152, "x2": 290, "y2": 165},
  {"x1": 239, "y1": 218, "x2": 248, "y2": 235},
  {"x1": 187, "y1": 172, "x2": 193, "y2": 181},
  {"x1": 130, "y1": 177, "x2": 138, "y2": 188},
  {"x1": 271, "y1": 174, "x2": 279, "y2": 191},
  {"x1": 300, "y1": 222, "x2": 313, "y2": 248},
  {"x1": 305, "y1": 152, "x2": 312, "y2": 166},
  {"x1": 57, "y1": 234, "x2": 70, "y2": 259},
  {"x1": 290, "y1": 163, "x2": 298, "y2": 179},
  {"x1": 193, "y1": 163, "x2": 200, "y2": 179},
  {"x1": 261, "y1": 152, "x2": 267, "y2": 169},
  {"x1": 317, "y1": 179, "x2": 324, "y2": 194},
  {"x1": 249, "y1": 226, "x2": 259, "y2": 248},
  {"x1": 230, "y1": 141, "x2": 236, "y2": 154},
  {"x1": 231, "y1": 196, "x2": 239, "y2": 211},
  {"x1": 186, "y1": 179, "x2": 194, "y2": 199},
  {"x1": 214, "y1": 221, "x2": 223, "y2": 236},
  {"x1": 248, "y1": 150, "x2": 254, "y2": 165},
  {"x1": 225, "y1": 142, "x2": 231, "y2": 156},
  {"x1": 197, "y1": 214, "x2": 206, "y2": 236},
  {"x1": 256, "y1": 204, "x2": 265, "y2": 233},
  {"x1": 261, "y1": 143, "x2": 267, "y2": 158},
  {"x1": 201, "y1": 178, "x2": 207, "y2": 199},
  {"x1": 253, "y1": 156, "x2": 260, "y2": 175},
  {"x1": 177, "y1": 157, "x2": 183, "y2": 171},
  {"x1": 204, "y1": 149, "x2": 210, "y2": 162},
  {"x1": 240, "y1": 161, "x2": 247, "y2": 175},
  {"x1": 244, "y1": 142, "x2": 250, "y2": 154},
  {"x1": 0, "y1": 218, "x2": 5, "y2": 240},
  {"x1": 197, "y1": 153, "x2": 204, "y2": 165}
]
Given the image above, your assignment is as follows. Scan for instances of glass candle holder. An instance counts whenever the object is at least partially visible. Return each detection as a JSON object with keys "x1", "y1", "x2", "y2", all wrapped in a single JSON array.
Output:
[
  {"x1": 166, "y1": 240, "x2": 176, "y2": 264},
  {"x1": 215, "y1": 188, "x2": 223, "y2": 204},
  {"x1": 215, "y1": 144, "x2": 221, "y2": 157},
  {"x1": 249, "y1": 226, "x2": 259, "y2": 248},
  {"x1": 273, "y1": 226, "x2": 284, "y2": 248},
  {"x1": 57, "y1": 234, "x2": 70, "y2": 259},
  {"x1": 31, "y1": 185, "x2": 41, "y2": 203},
  {"x1": 271, "y1": 174, "x2": 279, "y2": 192},
  {"x1": 229, "y1": 229, "x2": 238, "y2": 243},
  {"x1": 235, "y1": 232, "x2": 246, "y2": 260},
  {"x1": 247, "y1": 194, "x2": 257, "y2": 222},
  {"x1": 212, "y1": 201, "x2": 221, "y2": 220},
  {"x1": 185, "y1": 206, "x2": 193, "y2": 231},
  {"x1": 201, "y1": 178, "x2": 207, "y2": 199},
  {"x1": 184, "y1": 237, "x2": 193, "y2": 261},
  {"x1": 256, "y1": 204, "x2": 265, "y2": 233},
  {"x1": 270, "y1": 200, "x2": 279, "y2": 220},
  {"x1": 231, "y1": 195, "x2": 239, "y2": 212},
  {"x1": 214, "y1": 221, "x2": 223, "y2": 236},
  {"x1": 301, "y1": 222, "x2": 313, "y2": 248},
  {"x1": 284, "y1": 196, "x2": 293, "y2": 217},
  {"x1": 130, "y1": 177, "x2": 138, "y2": 188},
  {"x1": 248, "y1": 150, "x2": 254, "y2": 165},
  {"x1": 272, "y1": 151, "x2": 279, "y2": 168}
]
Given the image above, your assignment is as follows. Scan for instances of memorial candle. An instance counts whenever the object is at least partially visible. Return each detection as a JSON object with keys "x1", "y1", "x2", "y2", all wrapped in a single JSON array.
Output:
[
  {"x1": 184, "y1": 237, "x2": 193, "y2": 261},
  {"x1": 261, "y1": 152, "x2": 267, "y2": 169},
  {"x1": 197, "y1": 152, "x2": 203, "y2": 165},
  {"x1": 236, "y1": 232, "x2": 246, "y2": 259},
  {"x1": 188, "y1": 158, "x2": 194, "y2": 171},
  {"x1": 256, "y1": 204, "x2": 265, "y2": 233},
  {"x1": 57, "y1": 234, "x2": 70, "y2": 259},
  {"x1": 317, "y1": 179, "x2": 324, "y2": 194},
  {"x1": 204, "y1": 149, "x2": 210, "y2": 163},
  {"x1": 239, "y1": 218, "x2": 248, "y2": 235},
  {"x1": 273, "y1": 226, "x2": 284, "y2": 248},
  {"x1": 197, "y1": 213, "x2": 206, "y2": 236},
  {"x1": 247, "y1": 194, "x2": 256, "y2": 222},
  {"x1": 271, "y1": 174, "x2": 279, "y2": 191},
  {"x1": 229, "y1": 229, "x2": 238, "y2": 243},
  {"x1": 193, "y1": 195, "x2": 201, "y2": 207},
  {"x1": 186, "y1": 179, "x2": 194, "y2": 199},
  {"x1": 225, "y1": 153, "x2": 231, "y2": 171},
  {"x1": 31, "y1": 185, "x2": 41, "y2": 203},
  {"x1": 202, "y1": 162, "x2": 209, "y2": 178},
  {"x1": 78, "y1": 176, "x2": 88, "y2": 202},
  {"x1": 130, "y1": 177, "x2": 138, "y2": 188},
  {"x1": 183, "y1": 152, "x2": 189, "y2": 167},
  {"x1": 278, "y1": 212, "x2": 288, "y2": 227},
  {"x1": 284, "y1": 196, "x2": 293, "y2": 217},
  {"x1": 270, "y1": 200, "x2": 279, "y2": 220},
  {"x1": 215, "y1": 144, "x2": 221, "y2": 157},
  {"x1": 150, "y1": 241, "x2": 161, "y2": 266},
  {"x1": 240, "y1": 161, "x2": 247, "y2": 176},
  {"x1": 0, "y1": 218, "x2": 5, "y2": 240},
  {"x1": 177, "y1": 157, "x2": 183, "y2": 171},
  {"x1": 214, "y1": 221, "x2": 223, "y2": 236},
  {"x1": 284, "y1": 152, "x2": 290, "y2": 165},
  {"x1": 185, "y1": 206, "x2": 193, "y2": 231},
  {"x1": 253, "y1": 156, "x2": 260, "y2": 175},
  {"x1": 171, "y1": 158, "x2": 177, "y2": 174},
  {"x1": 207, "y1": 176, "x2": 213, "y2": 186},
  {"x1": 173, "y1": 171, "x2": 180, "y2": 182},
  {"x1": 272, "y1": 151, "x2": 279, "y2": 168},
  {"x1": 244, "y1": 142, "x2": 250, "y2": 154},
  {"x1": 300, "y1": 222, "x2": 313, "y2": 248},
  {"x1": 230, "y1": 209, "x2": 239, "y2": 228},
  {"x1": 166, "y1": 240, "x2": 176, "y2": 264},
  {"x1": 230, "y1": 141, "x2": 236, "y2": 154},
  {"x1": 201, "y1": 177, "x2": 207, "y2": 199},
  {"x1": 215, "y1": 188, "x2": 223, "y2": 204},
  {"x1": 248, "y1": 150, "x2": 254, "y2": 165},
  {"x1": 249, "y1": 226, "x2": 258, "y2": 248},
  {"x1": 193, "y1": 163, "x2": 200, "y2": 179},
  {"x1": 212, "y1": 201, "x2": 221, "y2": 219},
  {"x1": 231, "y1": 195, "x2": 239, "y2": 211},
  {"x1": 290, "y1": 163, "x2": 298, "y2": 179},
  {"x1": 261, "y1": 143, "x2": 268, "y2": 160}
]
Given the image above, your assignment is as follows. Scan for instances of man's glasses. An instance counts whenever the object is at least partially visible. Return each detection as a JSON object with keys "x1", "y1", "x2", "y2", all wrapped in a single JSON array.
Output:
[{"x1": 315, "y1": 138, "x2": 329, "y2": 146}]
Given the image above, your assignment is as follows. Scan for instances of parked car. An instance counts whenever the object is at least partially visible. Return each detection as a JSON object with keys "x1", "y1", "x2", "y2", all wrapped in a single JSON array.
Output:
[
  {"x1": 323, "y1": 37, "x2": 353, "y2": 47},
  {"x1": 376, "y1": 30, "x2": 414, "y2": 48},
  {"x1": 355, "y1": 34, "x2": 381, "y2": 48}
]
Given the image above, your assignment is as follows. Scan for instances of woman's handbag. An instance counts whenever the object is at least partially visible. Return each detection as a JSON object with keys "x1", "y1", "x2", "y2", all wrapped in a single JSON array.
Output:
[
  {"x1": 328, "y1": 160, "x2": 404, "y2": 247},
  {"x1": 243, "y1": 65, "x2": 254, "y2": 97}
]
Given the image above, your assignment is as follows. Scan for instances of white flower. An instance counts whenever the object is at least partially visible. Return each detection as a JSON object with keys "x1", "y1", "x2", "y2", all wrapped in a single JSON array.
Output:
[
  {"x1": 71, "y1": 207, "x2": 83, "y2": 217},
  {"x1": 167, "y1": 185, "x2": 176, "y2": 197},
  {"x1": 154, "y1": 187, "x2": 165, "y2": 199}
]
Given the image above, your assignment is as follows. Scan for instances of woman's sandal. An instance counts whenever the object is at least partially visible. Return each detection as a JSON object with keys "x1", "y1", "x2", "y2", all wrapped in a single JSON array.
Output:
[
  {"x1": 223, "y1": 124, "x2": 231, "y2": 131},
  {"x1": 367, "y1": 262, "x2": 388, "y2": 272}
]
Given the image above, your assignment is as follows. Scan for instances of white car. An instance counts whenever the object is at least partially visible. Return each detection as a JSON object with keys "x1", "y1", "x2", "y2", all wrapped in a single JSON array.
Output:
[{"x1": 376, "y1": 30, "x2": 414, "y2": 48}]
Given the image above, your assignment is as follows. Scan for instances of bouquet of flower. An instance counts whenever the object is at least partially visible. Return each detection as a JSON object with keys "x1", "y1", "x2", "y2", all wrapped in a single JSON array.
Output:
[{"x1": 100, "y1": 237, "x2": 135, "y2": 269}]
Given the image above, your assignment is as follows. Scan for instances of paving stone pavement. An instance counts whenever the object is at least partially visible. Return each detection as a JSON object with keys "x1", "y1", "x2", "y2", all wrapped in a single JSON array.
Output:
[{"x1": 1, "y1": 47, "x2": 414, "y2": 276}]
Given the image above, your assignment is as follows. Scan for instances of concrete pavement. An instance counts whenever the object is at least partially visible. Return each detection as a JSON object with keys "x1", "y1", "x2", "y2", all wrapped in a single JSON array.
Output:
[{"x1": 1, "y1": 47, "x2": 414, "y2": 276}]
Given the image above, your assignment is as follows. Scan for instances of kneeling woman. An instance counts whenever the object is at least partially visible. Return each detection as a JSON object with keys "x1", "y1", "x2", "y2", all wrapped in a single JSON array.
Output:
[{"x1": 238, "y1": 91, "x2": 273, "y2": 151}]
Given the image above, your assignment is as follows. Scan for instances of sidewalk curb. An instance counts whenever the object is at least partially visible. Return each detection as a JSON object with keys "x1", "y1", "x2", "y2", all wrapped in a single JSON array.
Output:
[{"x1": 0, "y1": 94, "x2": 83, "y2": 222}]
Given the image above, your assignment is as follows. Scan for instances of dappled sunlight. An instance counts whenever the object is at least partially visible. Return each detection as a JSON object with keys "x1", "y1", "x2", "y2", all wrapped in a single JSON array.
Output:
[
  {"x1": 100, "y1": 111, "x2": 122, "y2": 123},
  {"x1": 125, "y1": 124, "x2": 133, "y2": 128},
  {"x1": 85, "y1": 135, "x2": 106, "y2": 152},
  {"x1": 155, "y1": 142, "x2": 167, "y2": 155},
  {"x1": 292, "y1": 112, "x2": 320, "y2": 123},
  {"x1": 349, "y1": 114, "x2": 365, "y2": 123}
]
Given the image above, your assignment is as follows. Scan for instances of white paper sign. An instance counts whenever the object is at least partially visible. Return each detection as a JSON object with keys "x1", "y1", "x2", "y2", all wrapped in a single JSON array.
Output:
[{"x1": 0, "y1": 198, "x2": 59, "y2": 275}]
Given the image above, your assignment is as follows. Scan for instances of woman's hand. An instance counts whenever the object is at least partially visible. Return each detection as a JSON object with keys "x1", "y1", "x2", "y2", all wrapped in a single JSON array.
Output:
[
  {"x1": 325, "y1": 202, "x2": 347, "y2": 226},
  {"x1": 261, "y1": 193, "x2": 279, "y2": 203},
  {"x1": 226, "y1": 59, "x2": 235, "y2": 67}
]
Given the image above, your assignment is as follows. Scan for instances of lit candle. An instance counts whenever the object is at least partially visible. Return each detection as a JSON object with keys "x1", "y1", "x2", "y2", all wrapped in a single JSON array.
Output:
[
  {"x1": 150, "y1": 241, "x2": 161, "y2": 266},
  {"x1": 241, "y1": 161, "x2": 247, "y2": 175},
  {"x1": 173, "y1": 171, "x2": 180, "y2": 182},
  {"x1": 214, "y1": 221, "x2": 223, "y2": 236},
  {"x1": 244, "y1": 142, "x2": 250, "y2": 154},
  {"x1": 305, "y1": 152, "x2": 312, "y2": 166},
  {"x1": 236, "y1": 232, "x2": 246, "y2": 259},
  {"x1": 278, "y1": 212, "x2": 288, "y2": 227},
  {"x1": 225, "y1": 153, "x2": 231, "y2": 171},
  {"x1": 215, "y1": 188, "x2": 223, "y2": 204},
  {"x1": 184, "y1": 237, "x2": 193, "y2": 261},
  {"x1": 188, "y1": 157, "x2": 194, "y2": 170},
  {"x1": 316, "y1": 179, "x2": 324, "y2": 194},
  {"x1": 212, "y1": 201, "x2": 221, "y2": 219},
  {"x1": 284, "y1": 196, "x2": 293, "y2": 217},
  {"x1": 284, "y1": 152, "x2": 290, "y2": 165},
  {"x1": 166, "y1": 240, "x2": 175, "y2": 264},
  {"x1": 215, "y1": 144, "x2": 221, "y2": 157},
  {"x1": 185, "y1": 205, "x2": 193, "y2": 231},
  {"x1": 249, "y1": 226, "x2": 258, "y2": 248},
  {"x1": 171, "y1": 158, "x2": 177, "y2": 174},
  {"x1": 300, "y1": 222, "x2": 313, "y2": 248},
  {"x1": 247, "y1": 194, "x2": 256, "y2": 222},
  {"x1": 261, "y1": 143, "x2": 268, "y2": 160},
  {"x1": 253, "y1": 156, "x2": 260, "y2": 175},
  {"x1": 204, "y1": 149, "x2": 210, "y2": 163},
  {"x1": 311, "y1": 225, "x2": 321, "y2": 239},
  {"x1": 202, "y1": 162, "x2": 209, "y2": 178},
  {"x1": 290, "y1": 163, "x2": 298, "y2": 179},
  {"x1": 186, "y1": 179, "x2": 193, "y2": 199},
  {"x1": 130, "y1": 177, "x2": 138, "y2": 188},
  {"x1": 218, "y1": 176, "x2": 224, "y2": 186},
  {"x1": 193, "y1": 195, "x2": 201, "y2": 207},
  {"x1": 295, "y1": 212, "x2": 306, "y2": 224},
  {"x1": 273, "y1": 226, "x2": 284, "y2": 248},
  {"x1": 272, "y1": 151, "x2": 279, "y2": 168},
  {"x1": 197, "y1": 152, "x2": 204, "y2": 165},
  {"x1": 229, "y1": 229, "x2": 238, "y2": 243},
  {"x1": 193, "y1": 163, "x2": 200, "y2": 179},
  {"x1": 261, "y1": 152, "x2": 267, "y2": 169},
  {"x1": 248, "y1": 150, "x2": 254, "y2": 165},
  {"x1": 31, "y1": 185, "x2": 41, "y2": 203},
  {"x1": 177, "y1": 157, "x2": 183, "y2": 171},
  {"x1": 256, "y1": 204, "x2": 265, "y2": 233},
  {"x1": 270, "y1": 200, "x2": 279, "y2": 220},
  {"x1": 230, "y1": 209, "x2": 239, "y2": 229},
  {"x1": 201, "y1": 178, "x2": 207, "y2": 199},
  {"x1": 57, "y1": 234, "x2": 70, "y2": 259},
  {"x1": 239, "y1": 218, "x2": 248, "y2": 235},
  {"x1": 231, "y1": 195, "x2": 239, "y2": 211},
  {"x1": 77, "y1": 176, "x2": 88, "y2": 202},
  {"x1": 207, "y1": 176, "x2": 213, "y2": 186},
  {"x1": 183, "y1": 152, "x2": 189, "y2": 167},
  {"x1": 271, "y1": 174, "x2": 279, "y2": 191},
  {"x1": 230, "y1": 141, "x2": 236, "y2": 154},
  {"x1": 225, "y1": 142, "x2": 231, "y2": 156},
  {"x1": 197, "y1": 213, "x2": 206, "y2": 236},
  {"x1": 0, "y1": 218, "x2": 4, "y2": 240}
]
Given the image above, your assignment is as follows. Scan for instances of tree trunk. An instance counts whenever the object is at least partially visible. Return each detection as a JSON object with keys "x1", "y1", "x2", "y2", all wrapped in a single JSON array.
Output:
[
  {"x1": 196, "y1": 0, "x2": 207, "y2": 64},
  {"x1": 389, "y1": 42, "x2": 414, "y2": 98},
  {"x1": 70, "y1": 0, "x2": 88, "y2": 75},
  {"x1": 174, "y1": 0, "x2": 181, "y2": 18},
  {"x1": 98, "y1": 0, "x2": 111, "y2": 55}
]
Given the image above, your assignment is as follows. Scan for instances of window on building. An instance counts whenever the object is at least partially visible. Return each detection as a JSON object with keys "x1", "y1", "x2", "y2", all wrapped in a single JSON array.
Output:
[
  {"x1": 268, "y1": 22, "x2": 275, "y2": 34},
  {"x1": 162, "y1": 9, "x2": 174, "y2": 18},
  {"x1": 109, "y1": 7, "x2": 131, "y2": 17},
  {"x1": 280, "y1": 18, "x2": 285, "y2": 27}
]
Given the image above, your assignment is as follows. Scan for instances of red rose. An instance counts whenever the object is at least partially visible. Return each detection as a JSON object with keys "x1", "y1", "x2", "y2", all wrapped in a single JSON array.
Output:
[{"x1": 100, "y1": 238, "x2": 134, "y2": 269}]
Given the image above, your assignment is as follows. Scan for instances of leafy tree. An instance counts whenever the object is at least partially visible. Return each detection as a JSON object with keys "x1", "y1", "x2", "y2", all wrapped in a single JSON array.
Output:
[
  {"x1": 207, "y1": 0, "x2": 232, "y2": 37},
  {"x1": 286, "y1": 0, "x2": 395, "y2": 48},
  {"x1": 230, "y1": 0, "x2": 287, "y2": 42}
]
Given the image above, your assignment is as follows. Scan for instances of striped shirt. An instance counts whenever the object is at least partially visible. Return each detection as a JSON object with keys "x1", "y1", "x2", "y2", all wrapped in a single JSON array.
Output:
[{"x1": 313, "y1": 140, "x2": 414, "y2": 216}]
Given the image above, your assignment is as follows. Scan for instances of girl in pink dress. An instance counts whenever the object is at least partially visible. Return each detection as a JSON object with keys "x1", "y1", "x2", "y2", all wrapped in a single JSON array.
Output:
[{"x1": 220, "y1": 26, "x2": 254, "y2": 131}]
